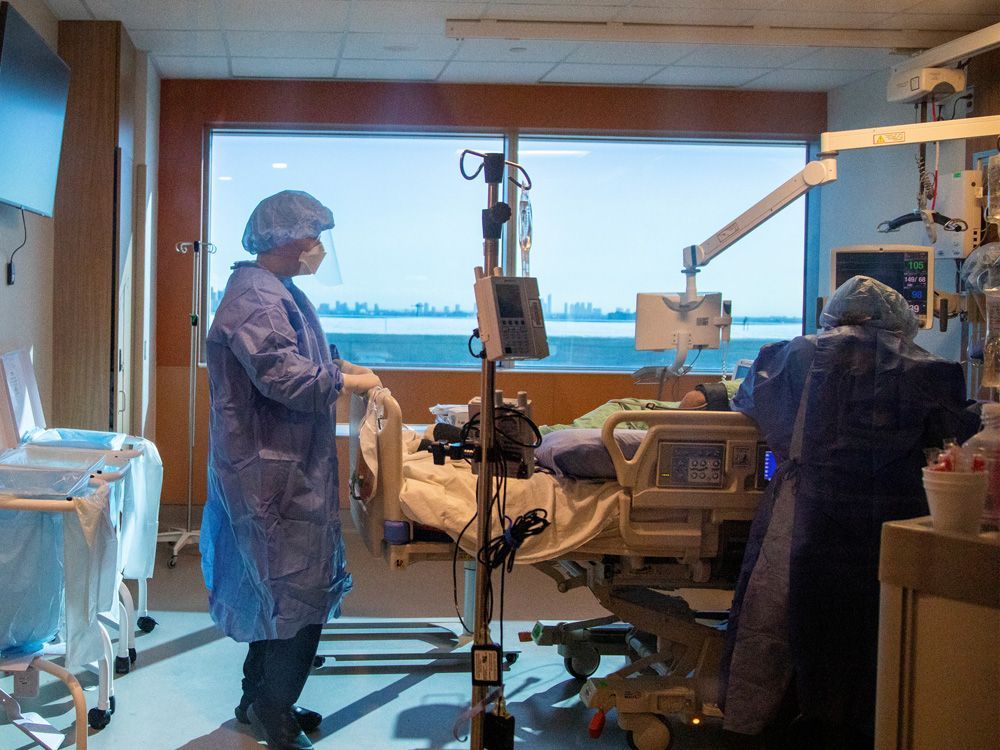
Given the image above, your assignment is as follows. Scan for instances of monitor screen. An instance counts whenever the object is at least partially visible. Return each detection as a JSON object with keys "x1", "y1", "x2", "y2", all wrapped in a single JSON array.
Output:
[
  {"x1": 0, "y1": 2, "x2": 70, "y2": 217},
  {"x1": 832, "y1": 245, "x2": 933, "y2": 329}
]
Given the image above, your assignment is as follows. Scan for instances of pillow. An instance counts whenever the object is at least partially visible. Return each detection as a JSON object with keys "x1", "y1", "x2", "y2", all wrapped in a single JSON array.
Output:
[{"x1": 536, "y1": 428, "x2": 645, "y2": 480}]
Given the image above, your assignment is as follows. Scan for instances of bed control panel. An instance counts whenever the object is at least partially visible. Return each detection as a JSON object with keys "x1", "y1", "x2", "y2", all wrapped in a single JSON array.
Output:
[{"x1": 656, "y1": 442, "x2": 726, "y2": 489}]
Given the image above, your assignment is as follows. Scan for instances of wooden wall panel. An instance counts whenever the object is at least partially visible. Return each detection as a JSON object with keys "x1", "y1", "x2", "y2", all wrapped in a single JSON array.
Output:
[
  {"x1": 155, "y1": 78, "x2": 824, "y2": 503},
  {"x1": 53, "y1": 21, "x2": 120, "y2": 429}
]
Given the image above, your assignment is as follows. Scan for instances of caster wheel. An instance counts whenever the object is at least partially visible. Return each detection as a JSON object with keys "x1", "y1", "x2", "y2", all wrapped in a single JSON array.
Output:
[
  {"x1": 115, "y1": 656, "x2": 131, "y2": 675},
  {"x1": 109, "y1": 696, "x2": 116, "y2": 715},
  {"x1": 625, "y1": 715, "x2": 672, "y2": 750},
  {"x1": 88, "y1": 707, "x2": 112, "y2": 730},
  {"x1": 167, "y1": 557, "x2": 177, "y2": 569},
  {"x1": 312, "y1": 656, "x2": 325, "y2": 669},
  {"x1": 128, "y1": 647, "x2": 137, "y2": 664},
  {"x1": 564, "y1": 646, "x2": 601, "y2": 680},
  {"x1": 137, "y1": 615, "x2": 158, "y2": 633}
]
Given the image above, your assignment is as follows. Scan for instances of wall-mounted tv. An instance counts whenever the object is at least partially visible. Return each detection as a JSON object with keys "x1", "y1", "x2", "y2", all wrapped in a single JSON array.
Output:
[{"x1": 0, "y1": 2, "x2": 70, "y2": 217}]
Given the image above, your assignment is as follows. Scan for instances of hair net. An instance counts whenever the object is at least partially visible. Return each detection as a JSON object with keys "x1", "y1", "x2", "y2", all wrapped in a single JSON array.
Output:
[
  {"x1": 242, "y1": 190, "x2": 335, "y2": 255},
  {"x1": 819, "y1": 275, "x2": 919, "y2": 340}
]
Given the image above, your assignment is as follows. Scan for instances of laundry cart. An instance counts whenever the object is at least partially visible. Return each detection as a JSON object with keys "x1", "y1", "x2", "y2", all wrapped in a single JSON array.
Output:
[
  {"x1": 0, "y1": 442, "x2": 142, "y2": 673},
  {"x1": 0, "y1": 350, "x2": 164, "y2": 660},
  {"x1": 0, "y1": 466, "x2": 119, "y2": 750}
]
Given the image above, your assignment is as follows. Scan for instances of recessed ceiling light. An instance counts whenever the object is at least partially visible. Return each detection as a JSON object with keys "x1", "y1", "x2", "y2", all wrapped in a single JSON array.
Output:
[
  {"x1": 272, "y1": 162, "x2": 288, "y2": 169},
  {"x1": 218, "y1": 175, "x2": 233, "y2": 181}
]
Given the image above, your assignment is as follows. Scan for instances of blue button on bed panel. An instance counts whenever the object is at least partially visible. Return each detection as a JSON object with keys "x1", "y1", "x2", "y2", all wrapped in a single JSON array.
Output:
[{"x1": 383, "y1": 520, "x2": 413, "y2": 545}]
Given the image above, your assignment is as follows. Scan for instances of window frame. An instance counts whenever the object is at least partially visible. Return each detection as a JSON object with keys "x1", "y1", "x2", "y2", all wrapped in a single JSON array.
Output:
[{"x1": 202, "y1": 126, "x2": 812, "y2": 373}]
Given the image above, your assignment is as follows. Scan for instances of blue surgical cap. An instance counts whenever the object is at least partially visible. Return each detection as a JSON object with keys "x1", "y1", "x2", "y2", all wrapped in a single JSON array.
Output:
[
  {"x1": 242, "y1": 190, "x2": 335, "y2": 255},
  {"x1": 820, "y1": 275, "x2": 919, "y2": 340}
]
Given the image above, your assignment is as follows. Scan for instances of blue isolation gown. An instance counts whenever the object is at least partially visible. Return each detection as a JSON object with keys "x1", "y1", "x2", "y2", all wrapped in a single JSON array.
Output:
[
  {"x1": 720, "y1": 324, "x2": 978, "y2": 736},
  {"x1": 200, "y1": 262, "x2": 352, "y2": 643}
]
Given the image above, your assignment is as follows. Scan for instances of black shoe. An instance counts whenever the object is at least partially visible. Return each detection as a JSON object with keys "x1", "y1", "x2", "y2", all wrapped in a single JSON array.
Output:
[
  {"x1": 247, "y1": 704, "x2": 314, "y2": 750},
  {"x1": 236, "y1": 702, "x2": 322, "y2": 733}
]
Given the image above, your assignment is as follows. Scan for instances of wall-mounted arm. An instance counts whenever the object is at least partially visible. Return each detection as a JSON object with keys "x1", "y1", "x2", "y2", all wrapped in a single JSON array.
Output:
[
  {"x1": 680, "y1": 114, "x2": 1000, "y2": 302},
  {"x1": 683, "y1": 158, "x2": 838, "y2": 272}
]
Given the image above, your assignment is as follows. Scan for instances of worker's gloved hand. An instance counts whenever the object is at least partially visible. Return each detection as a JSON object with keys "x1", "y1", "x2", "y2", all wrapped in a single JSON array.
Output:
[
  {"x1": 336, "y1": 358, "x2": 375, "y2": 377},
  {"x1": 342, "y1": 372, "x2": 381, "y2": 394}
]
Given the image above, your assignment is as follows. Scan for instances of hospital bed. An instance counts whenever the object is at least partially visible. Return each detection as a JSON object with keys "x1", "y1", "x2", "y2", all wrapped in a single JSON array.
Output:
[
  {"x1": 347, "y1": 388, "x2": 767, "y2": 749},
  {"x1": 0, "y1": 466, "x2": 121, "y2": 750}
]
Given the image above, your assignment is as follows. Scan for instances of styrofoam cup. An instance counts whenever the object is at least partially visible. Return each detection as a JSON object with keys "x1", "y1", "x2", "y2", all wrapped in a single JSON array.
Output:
[{"x1": 922, "y1": 467, "x2": 987, "y2": 534}]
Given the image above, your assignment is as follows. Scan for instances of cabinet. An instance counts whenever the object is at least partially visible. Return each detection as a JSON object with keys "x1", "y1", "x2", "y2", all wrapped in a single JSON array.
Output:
[
  {"x1": 53, "y1": 21, "x2": 136, "y2": 431},
  {"x1": 876, "y1": 518, "x2": 1000, "y2": 749}
]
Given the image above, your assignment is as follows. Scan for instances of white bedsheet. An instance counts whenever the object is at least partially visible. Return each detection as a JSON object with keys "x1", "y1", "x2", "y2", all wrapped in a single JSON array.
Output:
[{"x1": 398, "y1": 451, "x2": 624, "y2": 563}]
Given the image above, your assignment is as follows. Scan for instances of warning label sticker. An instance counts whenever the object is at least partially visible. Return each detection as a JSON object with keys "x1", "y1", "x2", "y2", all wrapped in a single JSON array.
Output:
[{"x1": 873, "y1": 131, "x2": 906, "y2": 145}]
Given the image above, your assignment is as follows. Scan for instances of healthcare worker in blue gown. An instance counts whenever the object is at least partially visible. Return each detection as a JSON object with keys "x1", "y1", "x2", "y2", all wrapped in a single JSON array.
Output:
[
  {"x1": 201, "y1": 190, "x2": 380, "y2": 750},
  {"x1": 721, "y1": 276, "x2": 978, "y2": 749}
]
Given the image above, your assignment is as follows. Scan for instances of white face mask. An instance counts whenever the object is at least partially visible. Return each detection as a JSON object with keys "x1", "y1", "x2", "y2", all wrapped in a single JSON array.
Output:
[{"x1": 297, "y1": 241, "x2": 326, "y2": 275}]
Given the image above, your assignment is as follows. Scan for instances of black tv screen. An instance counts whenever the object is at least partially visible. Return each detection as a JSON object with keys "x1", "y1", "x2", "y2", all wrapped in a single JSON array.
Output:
[{"x1": 0, "y1": 2, "x2": 70, "y2": 217}]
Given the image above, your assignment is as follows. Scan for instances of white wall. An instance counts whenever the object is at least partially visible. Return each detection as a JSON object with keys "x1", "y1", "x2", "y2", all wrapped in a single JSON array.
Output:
[
  {"x1": 0, "y1": 0, "x2": 59, "y2": 417},
  {"x1": 820, "y1": 69, "x2": 964, "y2": 360}
]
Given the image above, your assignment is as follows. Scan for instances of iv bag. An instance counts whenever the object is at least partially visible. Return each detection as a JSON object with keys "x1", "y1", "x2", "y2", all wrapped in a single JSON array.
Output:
[
  {"x1": 987, "y1": 153, "x2": 1000, "y2": 228},
  {"x1": 518, "y1": 191, "x2": 532, "y2": 276}
]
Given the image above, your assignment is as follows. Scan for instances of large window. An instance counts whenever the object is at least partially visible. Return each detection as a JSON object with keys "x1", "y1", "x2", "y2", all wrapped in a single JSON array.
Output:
[{"x1": 209, "y1": 132, "x2": 806, "y2": 371}]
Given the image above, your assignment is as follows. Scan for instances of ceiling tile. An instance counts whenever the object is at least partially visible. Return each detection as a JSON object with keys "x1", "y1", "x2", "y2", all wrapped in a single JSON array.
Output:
[
  {"x1": 153, "y1": 55, "x2": 230, "y2": 79},
  {"x1": 742, "y1": 67, "x2": 872, "y2": 90},
  {"x1": 786, "y1": 47, "x2": 912, "y2": 70},
  {"x1": 629, "y1": 0, "x2": 774, "y2": 8},
  {"x1": 342, "y1": 32, "x2": 460, "y2": 60},
  {"x1": 217, "y1": 0, "x2": 350, "y2": 32},
  {"x1": 225, "y1": 31, "x2": 343, "y2": 59},
  {"x1": 350, "y1": 2, "x2": 488, "y2": 34},
  {"x1": 541, "y1": 62, "x2": 664, "y2": 84},
  {"x1": 878, "y1": 12, "x2": 1000, "y2": 31},
  {"x1": 85, "y1": 0, "x2": 221, "y2": 29},
  {"x1": 453, "y1": 37, "x2": 580, "y2": 62},
  {"x1": 563, "y1": 41, "x2": 698, "y2": 66},
  {"x1": 748, "y1": 9, "x2": 894, "y2": 28},
  {"x1": 231, "y1": 57, "x2": 337, "y2": 78},
  {"x1": 903, "y1": 0, "x2": 1000, "y2": 13},
  {"x1": 335, "y1": 58, "x2": 446, "y2": 80},
  {"x1": 674, "y1": 44, "x2": 814, "y2": 68},
  {"x1": 646, "y1": 66, "x2": 772, "y2": 87},
  {"x1": 42, "y1": 0, "x2": 93, "y2": 20},
  {"x1": 617, "y1": 6, "x2": 760, "y2": 25},
  {"x1": 483, "y1": 3, "x2": 624, "y2": 22},
  {"x1": 127, "y1": 29, "x2": 227, "y2": 56},
  {"x1": 438, "y1": 60, "x2": 554, "y2": 82},
  {"x1": 771, "y1": 0, "x2": 921, "y2": 12}
]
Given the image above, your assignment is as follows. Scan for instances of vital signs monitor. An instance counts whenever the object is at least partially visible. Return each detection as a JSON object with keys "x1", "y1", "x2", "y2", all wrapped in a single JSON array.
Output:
[{"x1": 831, "y1": 244, "x2": 934, "y2": 330}]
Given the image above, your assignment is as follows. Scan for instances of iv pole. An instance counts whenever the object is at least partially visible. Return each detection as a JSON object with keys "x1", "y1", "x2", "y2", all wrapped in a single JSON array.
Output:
[{"x1": 157, "y1": 240, "x2": 216, "y2": 568}]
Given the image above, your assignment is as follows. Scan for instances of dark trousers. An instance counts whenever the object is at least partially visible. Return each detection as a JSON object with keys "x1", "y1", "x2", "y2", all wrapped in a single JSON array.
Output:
[{"x1": 242, "y1": 624, "x2": 322, "y2": 719}]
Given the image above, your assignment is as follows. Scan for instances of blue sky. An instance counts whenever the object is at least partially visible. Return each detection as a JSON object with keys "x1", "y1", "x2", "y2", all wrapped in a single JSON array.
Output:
[{"x1": 209, "y1": 132, "x2": 806, "y2": 319}]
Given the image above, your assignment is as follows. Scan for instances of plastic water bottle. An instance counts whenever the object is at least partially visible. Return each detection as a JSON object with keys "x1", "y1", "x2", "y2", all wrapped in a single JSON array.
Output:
[
  {"x1": 986, "y1": 153, "x2": 1000, "y2": 227},
  {"x1": 962, "y1": 401, "x2": 1000, "y2": 526}
]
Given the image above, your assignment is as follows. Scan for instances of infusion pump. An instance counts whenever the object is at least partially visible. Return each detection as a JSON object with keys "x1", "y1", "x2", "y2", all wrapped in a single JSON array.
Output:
[{"x1": 474, "y1": 268, "x2": 549, "y2": 361}]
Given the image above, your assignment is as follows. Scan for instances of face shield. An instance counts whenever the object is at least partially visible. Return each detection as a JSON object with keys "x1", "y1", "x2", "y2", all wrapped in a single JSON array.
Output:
[{"x1": 294, "y1": 228, "x2": 342, "y2": 299}]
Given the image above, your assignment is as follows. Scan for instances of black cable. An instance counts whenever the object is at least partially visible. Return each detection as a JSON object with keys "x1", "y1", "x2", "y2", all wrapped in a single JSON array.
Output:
[
  {"x1": 5, "y1": 208, "x2": 26, "y2": 286},
  {"x1": 479, "y1": 509, "x2": 550, "y2": 574},
  {"x1": 468, "y1": 329, "x2": 485, "y2": 359}
]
